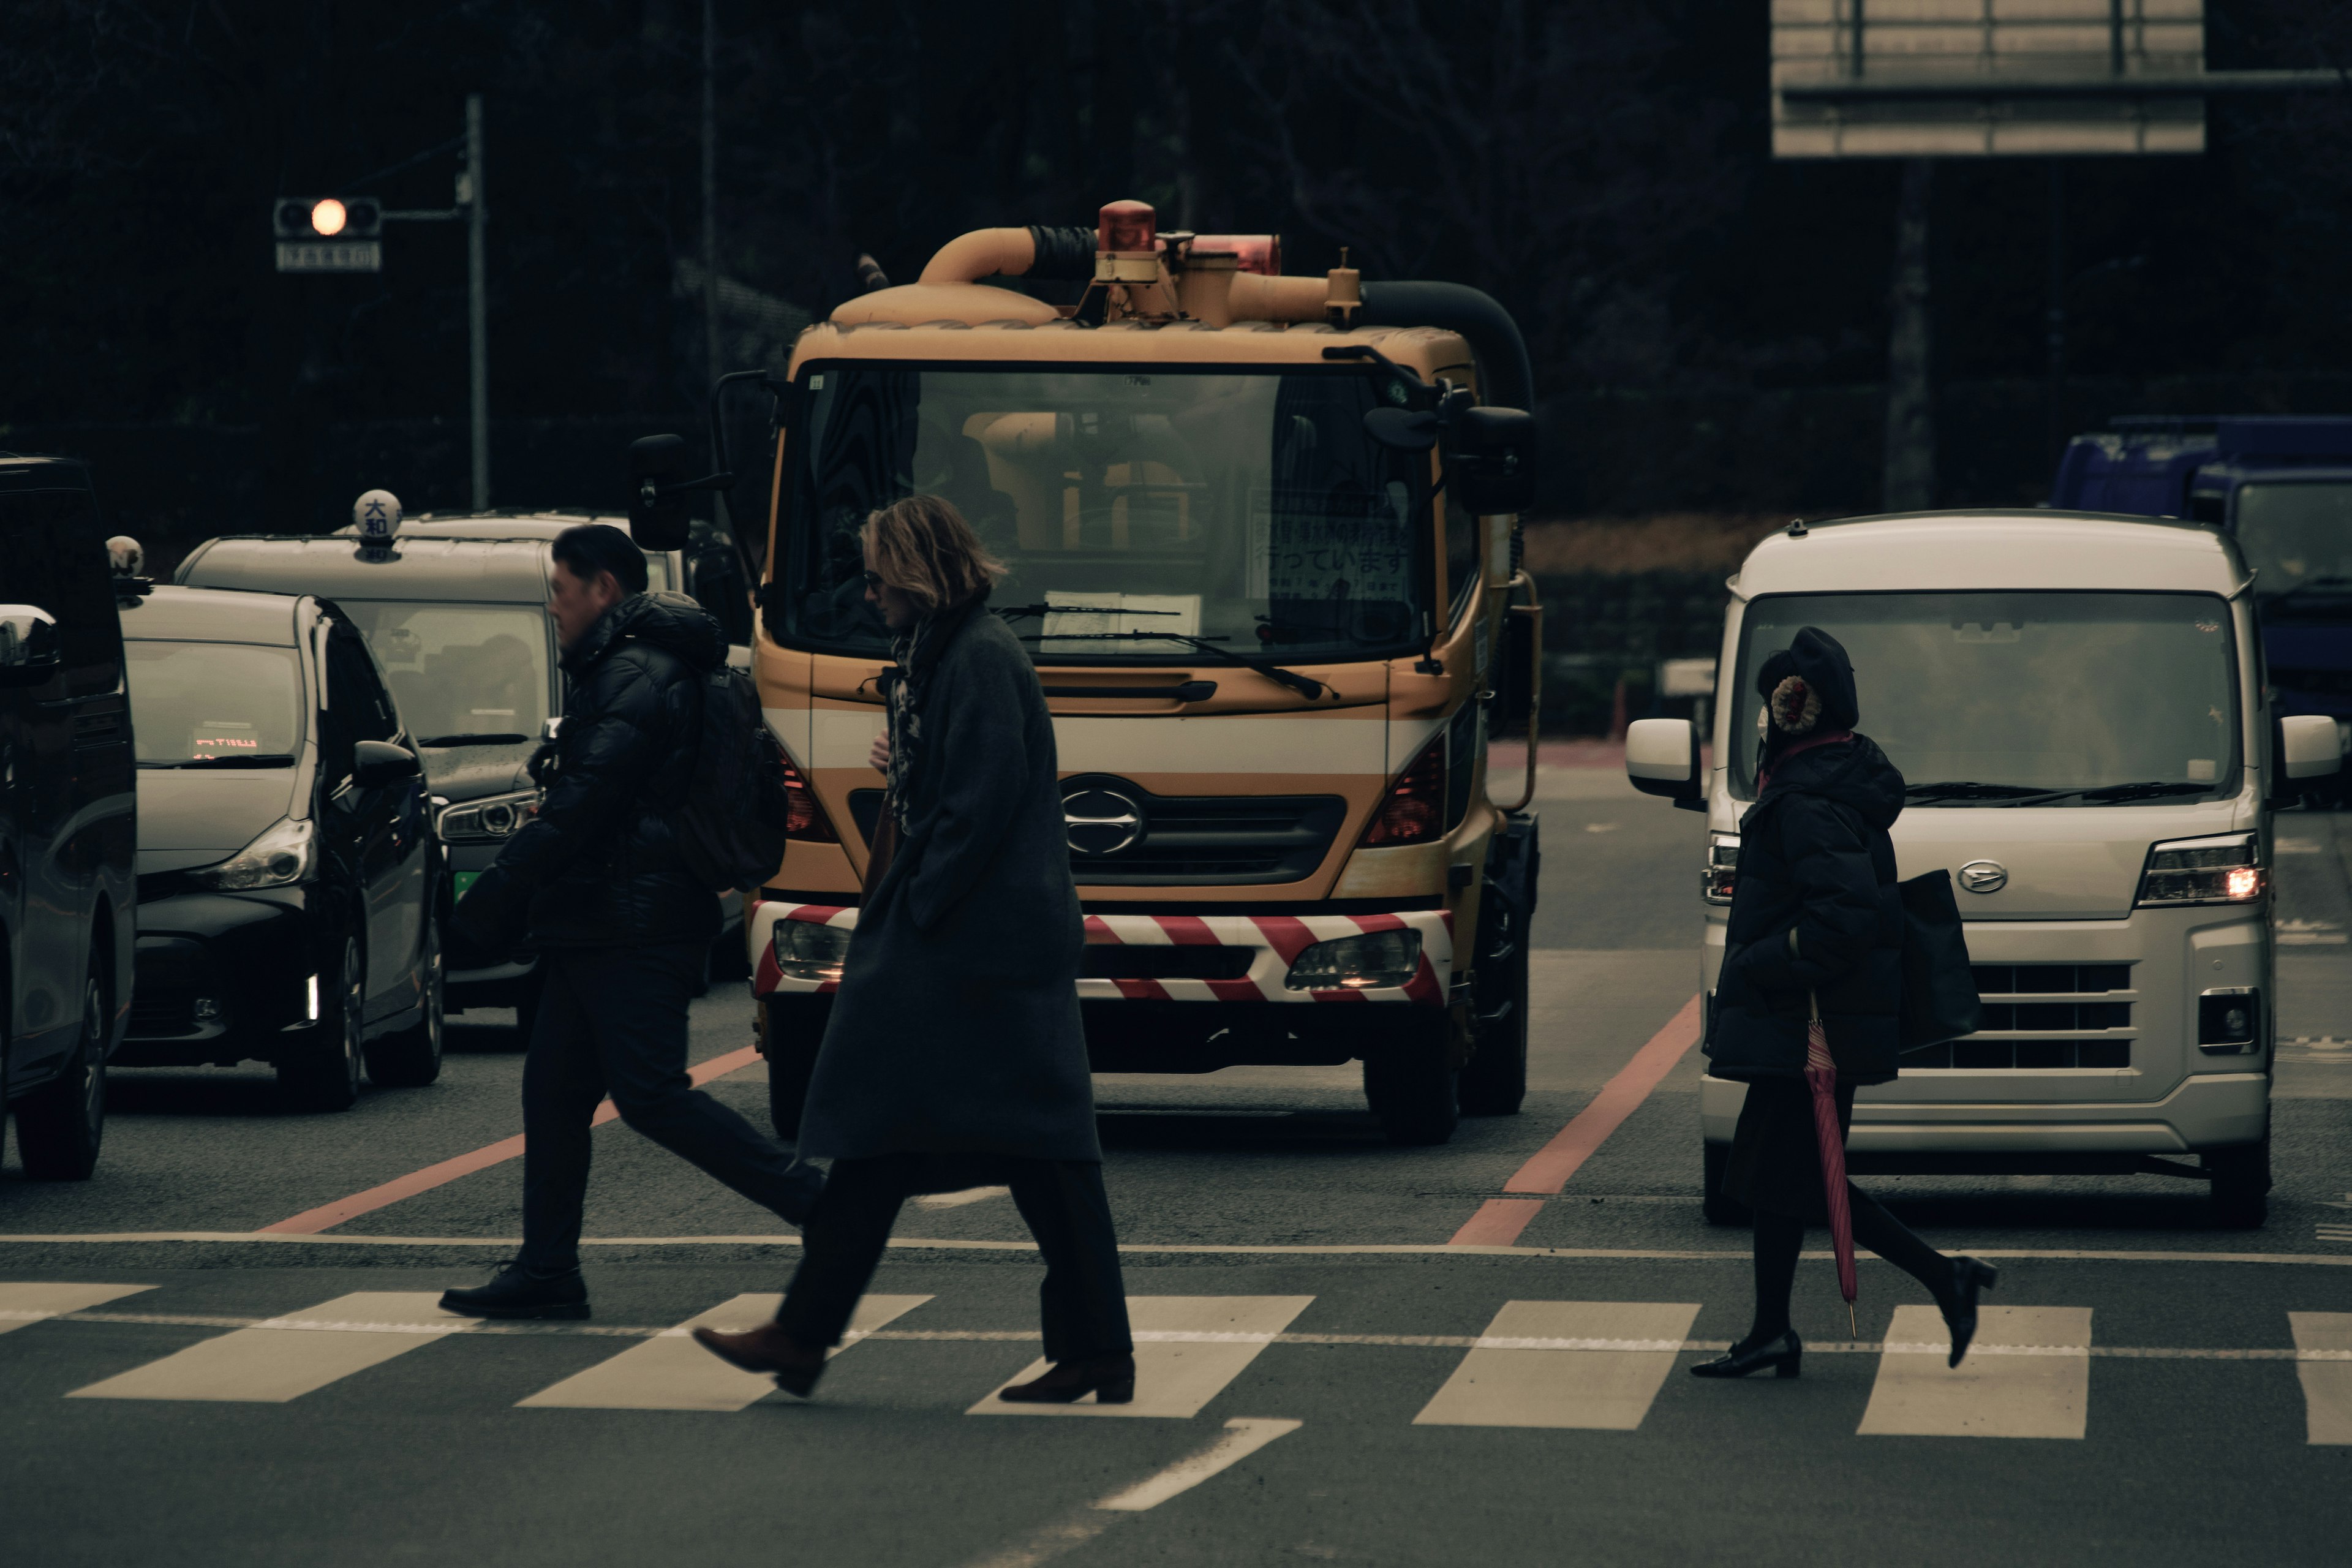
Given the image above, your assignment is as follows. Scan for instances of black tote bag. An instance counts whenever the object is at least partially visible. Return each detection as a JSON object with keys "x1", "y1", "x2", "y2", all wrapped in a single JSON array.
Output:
[{"x1": 1897, "y1": 869, "x2": 1982, "y2": 1049}]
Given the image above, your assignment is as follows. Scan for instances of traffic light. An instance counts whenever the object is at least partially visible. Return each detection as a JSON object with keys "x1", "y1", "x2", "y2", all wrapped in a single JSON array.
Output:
[{"x1": 273, "y1": 197, "x2": 382, "y2": 273}]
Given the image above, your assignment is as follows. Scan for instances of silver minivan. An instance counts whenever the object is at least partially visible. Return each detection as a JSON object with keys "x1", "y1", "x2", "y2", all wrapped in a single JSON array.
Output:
[{"x1": 1626, "y1": 511, "x2": 2343, "y2": 1227}]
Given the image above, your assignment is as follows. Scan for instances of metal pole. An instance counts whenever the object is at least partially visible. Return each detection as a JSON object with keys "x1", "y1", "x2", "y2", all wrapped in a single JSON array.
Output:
[
  {"x1": 466, "y1": 92, "x2": 489, "y2": 510},
  {"x1": 701, "y1": 0, "x2": 721, "y2": 388}
]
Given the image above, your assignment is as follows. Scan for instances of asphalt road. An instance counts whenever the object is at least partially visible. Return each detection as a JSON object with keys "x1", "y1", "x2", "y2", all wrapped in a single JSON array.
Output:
[{"x1": 4, "y1": 767, "x2": 2350, "y2": 1566}]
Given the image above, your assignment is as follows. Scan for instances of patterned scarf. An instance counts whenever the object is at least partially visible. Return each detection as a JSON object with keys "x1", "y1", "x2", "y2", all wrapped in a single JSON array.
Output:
[{"x1": 883, "y1": 612, "x2": 944, "y2": 833}]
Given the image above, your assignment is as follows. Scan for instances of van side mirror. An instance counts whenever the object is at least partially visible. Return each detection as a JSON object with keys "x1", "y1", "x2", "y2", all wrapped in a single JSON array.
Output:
[
  {"x1": 1626, "y1": 717, "x2": 1702, "y2": 805},
  {"x1": 353, "y1": 739, "x2": 421, "y2": 790},
  {"x1": 1446, "y1": 406, "x2": 1537, "y2": 516},
  {"x1": 0, "y1": 605, "x2": 64, "y2": 687},
  {"x1": 2273, "y1": 714, "x2": 2343, "y2": 804}
]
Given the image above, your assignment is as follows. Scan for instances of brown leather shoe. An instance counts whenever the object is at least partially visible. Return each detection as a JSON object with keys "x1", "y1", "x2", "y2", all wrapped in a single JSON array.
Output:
[
  {"x1": 998, "y1": 1354, "x2": 1137, "y2": 1405},
  {"x1": 691, "y1": 1323, "x2": 826, "y2": 1398}
]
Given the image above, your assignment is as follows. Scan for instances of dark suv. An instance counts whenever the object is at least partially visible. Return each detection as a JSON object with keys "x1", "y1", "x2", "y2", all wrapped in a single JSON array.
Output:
[{"x1": 0, "y1": 456, "x2": 135, "y2": 1178}]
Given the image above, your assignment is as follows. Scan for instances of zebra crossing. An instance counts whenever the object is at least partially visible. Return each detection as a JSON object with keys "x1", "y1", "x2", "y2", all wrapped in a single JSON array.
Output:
[{"x1": 7, "y1": 1281, "x2": 2350, "y2": 1443}]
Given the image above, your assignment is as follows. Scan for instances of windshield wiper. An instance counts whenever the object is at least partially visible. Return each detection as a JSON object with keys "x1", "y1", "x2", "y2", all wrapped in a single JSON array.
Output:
[
  {"x1": 418, "y1": 733, "x2": 533, "y2": 747},
  {"x1": 994, "y1": 603, "x2": 1182, "y2": 622},
  {"x1": 140, "y1": 755, "x2": 297, "y2": 770},
  {"x1": 1018, "y1": 630, "x2": 1329, "y2": 699},
  {"x1": 2048, "y1": 780, "x2": 2218, "y2": 804},
  {"x1": 1902, "y1": 781, "x2": 2064, "y2": 802}
]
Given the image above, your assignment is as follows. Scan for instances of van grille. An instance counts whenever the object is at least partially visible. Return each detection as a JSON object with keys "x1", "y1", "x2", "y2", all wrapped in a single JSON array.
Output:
[
  {"x1": 1902, "y1": 962, "x2": 2135, "y2": 1069},
  {"x1": 1900, "y1": 1039, "x2": 2131, "y2": 1069}
]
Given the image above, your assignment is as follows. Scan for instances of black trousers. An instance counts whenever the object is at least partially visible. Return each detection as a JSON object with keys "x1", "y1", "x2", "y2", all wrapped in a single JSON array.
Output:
[
  {"x1": 518, "y1": 943, "x2": 817, "y2": 1273},
  {"x1": 779, "y1": 1153, "x2": 1134, "y2": 1363}
]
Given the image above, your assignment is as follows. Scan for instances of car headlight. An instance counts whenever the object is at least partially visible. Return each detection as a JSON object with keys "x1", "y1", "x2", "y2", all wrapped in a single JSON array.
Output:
[
  {"x1": 2136, "y1": 832, "x2": 2264, "y2": 907},
  {"x1": 1702, "y1": 832, "x2": 1740, "y2": 905},
  {"x1": 1284, "y1": 929, "x2": 1423, "y2": 991},
  {"x1": 772, "y1": 920, "x2": 853, "y2": 982},
  {"x1": 437, "y1": 788, "x2": 540, "y2": 843},
  {"x1": 186, "y1": 816, "x2": 315, "y2": 891}
]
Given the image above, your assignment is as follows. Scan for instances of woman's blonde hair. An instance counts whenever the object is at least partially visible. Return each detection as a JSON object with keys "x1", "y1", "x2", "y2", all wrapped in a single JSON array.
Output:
[{"x1": 862, "y1": 495, "x2": 1005, "y2": 614}]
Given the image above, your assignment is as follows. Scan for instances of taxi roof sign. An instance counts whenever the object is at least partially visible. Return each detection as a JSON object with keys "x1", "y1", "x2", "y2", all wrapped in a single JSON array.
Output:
[{"x1": 353, "y1": 489, "x2": 403, "y2": 545}]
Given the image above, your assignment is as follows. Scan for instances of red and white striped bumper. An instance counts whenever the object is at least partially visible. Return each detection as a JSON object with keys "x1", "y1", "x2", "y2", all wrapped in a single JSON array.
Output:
[{"x1": 749, "y1": 900, "x2": 1452, "y2": 1006}]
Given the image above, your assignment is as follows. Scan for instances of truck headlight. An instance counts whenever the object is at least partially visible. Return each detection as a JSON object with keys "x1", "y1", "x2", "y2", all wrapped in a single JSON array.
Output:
[
  {"x1": 1284, "y1": 929, "x2": 1422, "y2": 991},
  {"x1": 772, "y1": 920, "x2": 852, "y2": 982},
  {"x1": 2136, "y1": 833, "x2": 2263, "y2": 907},
  {"x1": 437, "y1": 788, "x2": 540, "y2": 843},
  {"x1": 1702, "y1": 833, "x2": 1740, "y2": 905},
  {"x1": 186, "y1": 816, "x2": 314, "y2": 891}
]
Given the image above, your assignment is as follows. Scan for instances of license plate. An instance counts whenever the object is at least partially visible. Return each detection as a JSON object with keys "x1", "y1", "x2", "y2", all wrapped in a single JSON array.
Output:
[{"x1": 451, "y1": 870, "x2": 481, "y2": 900}]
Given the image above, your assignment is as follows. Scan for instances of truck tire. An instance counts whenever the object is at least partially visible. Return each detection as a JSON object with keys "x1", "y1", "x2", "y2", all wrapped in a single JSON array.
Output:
[
  {"x1": 18, "y1": 957, "x2": 108, "y2": 1180},
  {"x1": 2206, "y1": 1136, "x2": 2271, "y2": 1229},
  {"x1": 1460, "y1": 875, "x2": 1529, "y2": 1117},
  {"x1": 279, "y1": 939, "x2": 365, "y2": 1112},
  {"x1": 763, "y1": 993, "x2": 831, "y2": 1142},
  {"x1": 1363, "y1": 1014, "x2": 1460, "y2": 1146},
  {"x1": 1701, "y1": 1140, "x2": 1751, "y2": 1227},
  {"x1": 364, "y1": 914, "x2": 445, "y2": 1088}
]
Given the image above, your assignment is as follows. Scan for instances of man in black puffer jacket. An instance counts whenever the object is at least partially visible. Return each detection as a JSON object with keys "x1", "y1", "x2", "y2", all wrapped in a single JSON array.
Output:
[{"x1": 439, "y1": 524, "x2": 818, "y2": 1321}]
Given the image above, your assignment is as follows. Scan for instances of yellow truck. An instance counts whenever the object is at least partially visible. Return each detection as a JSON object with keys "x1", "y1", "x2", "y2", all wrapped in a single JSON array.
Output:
[{"x1": 631, "y1": 200, "x2": 1544, "y2": 1145}]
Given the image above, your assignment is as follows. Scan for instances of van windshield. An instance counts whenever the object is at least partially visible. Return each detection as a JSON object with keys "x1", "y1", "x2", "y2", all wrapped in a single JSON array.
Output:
[
  {"x1": 2234, "y1": 481, "x2": 2352, "y2": 603},
  {"x1": 334, "y1": 601, "x2": 553, "y2": 745},
  {"x1": 1731, "y1": 592, "x2": 2241, "y2": 804},
  {"x1": 779, "y1": 365, "x2": 1433, "y2": 662}
]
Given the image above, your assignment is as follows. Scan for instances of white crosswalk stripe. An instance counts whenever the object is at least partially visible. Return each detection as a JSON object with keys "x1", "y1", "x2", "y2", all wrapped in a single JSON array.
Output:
[
  {"x1": 519, "y1": 1293, "x2": 932, "y2": 1411},
  {"x1": 970, "y1": 1296, "x2": 1316, "y2": 1420},
  {"x1": 1412, "y1": 1301, "x2": 1701, "y2": 1430},
  {"x1": 2288, "y1": 1313, "x2": 2352, "y2": 1444},
  {"x1": 0, "y1": 1281, "x2": 154, "y2": 1333},
  {"x1": 67, "y1": 1292, "x2": 472, "y2": 1404},
  {"x1": 1857, "y1": 1305, "x2": 2092, "y2": 1439}
]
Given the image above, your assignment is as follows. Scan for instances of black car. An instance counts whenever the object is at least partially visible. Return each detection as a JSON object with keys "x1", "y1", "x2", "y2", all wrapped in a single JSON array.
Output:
[
  {"x1": 0, "y1": 455, "x2": 135, "y2": 1178},
  {"x1": 119, "y1": 586, "x2": 442, "y2": 1109},
  {"x1": 176, "y1": 518, "x2": 747, "y2": 1035}
]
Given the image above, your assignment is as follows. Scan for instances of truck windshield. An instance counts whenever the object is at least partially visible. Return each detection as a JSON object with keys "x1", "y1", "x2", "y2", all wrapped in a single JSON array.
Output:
[
  {"x1": 780, "y1": 366, "x2": 1433, "y2": 661},
  {"x1": 126, "y1": 642, "x2": 303, "y2": 766},
  {"x1": 333, "y1": 601, "x2": 553, "y2": 745},
  {"x1": 2234, "y1": 482, "x2": 2352, "y2": 600},
  {"x1": 1731, "y1": 592, "x2": 2240, "y2": 804}
]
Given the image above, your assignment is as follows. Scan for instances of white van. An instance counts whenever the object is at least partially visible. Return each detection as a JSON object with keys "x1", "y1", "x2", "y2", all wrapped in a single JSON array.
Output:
[{"x1": 1625, "y1": 511, "x2": 2343, "y2": 1227}]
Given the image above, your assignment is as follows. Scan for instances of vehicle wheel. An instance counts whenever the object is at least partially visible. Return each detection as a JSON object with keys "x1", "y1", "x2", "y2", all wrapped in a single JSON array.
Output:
[
  {"x1": 1362, "y1": 1014, "x2": 1460, "y2": 1146},
  {"x1": 364, "y1": 914, "x2": 445, "y2": 1087},
  {"x1": 18, "y1": 957, "x2": 108, "y2": 1180},
  {"x1": 1701, "y1": 1140, "x2": 1751, "y2": 1227},
  {"x1": 763, "y1": 994, "x2": 831, "y2": 1142},
  {"x1": 279, "y1": 939, "x2": 365, "y2": 1112},
  {"x1": 1459, "y1": 880, "x2": 1529, "y2": 1117},
  {"x1": 2206, "y1": 1136, "x2": 2271, "y2": 1229}
]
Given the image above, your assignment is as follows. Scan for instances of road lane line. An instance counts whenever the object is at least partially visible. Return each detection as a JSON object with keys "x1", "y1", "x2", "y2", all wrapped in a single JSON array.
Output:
[
  {"x1": 971, "y1": 1296, "x2": 1316, "y2": 1420},
  {"x1": 518, "y1": 1292, "x2": 930, "y2": 1410},
  {"x1": 1857, "y1": 1304, "x2": 2091, "y2": 1439},
  {"x1": 1413, "y1": 1301, "x2": 1701, "y2": 1429},
  {"x1": 67, "y1": 1292, "x2": 472, "y2": 1403},
  {"x1": 0, "y1": 1281, "x2": 153, "y2": 1332},
  {"x1": 256, "y1": 1044, "x2": 763, "y2": 1234},
  {"x1": 1449, "y1": 995, "x2": 1702, "y2": 1247},
  {"x1": 2289, "y1": 1312, "x2": 2352, "y2": 1442}
]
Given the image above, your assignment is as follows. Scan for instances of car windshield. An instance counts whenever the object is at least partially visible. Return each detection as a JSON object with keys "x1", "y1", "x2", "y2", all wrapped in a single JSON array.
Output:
[
  {"x1": 780, "y1": 365, "x2": 1434, "y2": 662},
  {"x1": 126, "y1": 642, "x2": 303, "y2": 766},
  {"x1": 333, "y1": 601, "x2": 552, "y2": 744},
  {"x1": 2234, "y1": 482, "x2": 2352, "y2": 599},
  {"x1": 1731, "y1": 592, "x2": 2241, "y2": 804}
]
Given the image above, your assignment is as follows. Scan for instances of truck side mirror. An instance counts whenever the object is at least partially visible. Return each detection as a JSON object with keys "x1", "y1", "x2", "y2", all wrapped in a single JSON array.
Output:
[
  {"x1": 0, "y1": 605, "x2": 64, "y2": 687},
  {"x1": 1446, "y1": 406, "x2": 1537, "y2": 516},
  {"x1": 2273, "y1": 714, "x2": 2343, "y2": 804},
  {"x1": 628, "y1": 434, "x2": 695, "y2": 552},
  {"x1": 1626, "y1": 717, "x2": 1702, "y2": 805}
]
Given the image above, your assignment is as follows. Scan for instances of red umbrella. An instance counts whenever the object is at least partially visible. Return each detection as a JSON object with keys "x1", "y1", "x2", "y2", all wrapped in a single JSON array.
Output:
[{"x1": 1806, "y1": 991, "x2": 1859, "y2": 1335}]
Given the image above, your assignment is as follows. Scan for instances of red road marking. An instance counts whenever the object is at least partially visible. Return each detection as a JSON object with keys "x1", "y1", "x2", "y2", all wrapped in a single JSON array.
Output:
[
  {"x1": 1448, "y1": 994, "x2": 1702, "y2": 1248},
  {"x1": 257, "y1": 1044, "x2": 764, "y2": 1235}
]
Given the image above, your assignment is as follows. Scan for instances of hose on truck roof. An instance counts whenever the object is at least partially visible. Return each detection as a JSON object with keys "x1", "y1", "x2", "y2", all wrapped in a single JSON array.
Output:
[{"x1": 1357, "y1": 281, "x2": 1534, "y2": 414}]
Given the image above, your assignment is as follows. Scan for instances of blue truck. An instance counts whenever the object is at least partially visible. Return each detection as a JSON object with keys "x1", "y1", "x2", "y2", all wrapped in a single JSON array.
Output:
[{"x1": 2053, "y1": 416, "x2": 2352, "y2": 770}]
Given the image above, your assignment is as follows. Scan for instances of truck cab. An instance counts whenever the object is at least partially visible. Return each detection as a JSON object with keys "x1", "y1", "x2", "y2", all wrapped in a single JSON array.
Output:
[{"x1": 657, "y1": 203, "x2": 1545, "y2": 1145}]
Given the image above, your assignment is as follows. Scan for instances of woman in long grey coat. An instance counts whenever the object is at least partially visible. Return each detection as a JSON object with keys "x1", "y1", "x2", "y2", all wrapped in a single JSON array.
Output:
[{"x1": 693, "y1": 496, "x2": 1134, "y2": 1403}]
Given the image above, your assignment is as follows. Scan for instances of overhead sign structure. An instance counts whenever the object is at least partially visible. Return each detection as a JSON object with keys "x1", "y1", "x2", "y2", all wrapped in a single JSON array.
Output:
[
  {"x1": 274, "y1": 196, "x2": 384, "y2": 273},
  {"x1": 1772, "y1": 0, "x2": 2207, "y2": 159}
]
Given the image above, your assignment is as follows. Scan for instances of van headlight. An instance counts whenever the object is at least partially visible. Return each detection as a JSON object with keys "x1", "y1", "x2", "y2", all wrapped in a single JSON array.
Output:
[
  {"x1": 187, "y1": 816, "x2": 315, "y2": 891},
  {"x1": 437, "y1": 789, "x2": 540, "y2": 843},
  {"x1": 1702, "y1": 833, "x2": 1740, "y2": 905},
  {"x1": 1284, "y1": 929, "x2": 1422, "y2": 991},
  {"x1": 772, "y1": 920, "x2": 853, "y2": 982},
  {"x1": 2136, "y1": 832, "x2": 2263, "y2": 907}
]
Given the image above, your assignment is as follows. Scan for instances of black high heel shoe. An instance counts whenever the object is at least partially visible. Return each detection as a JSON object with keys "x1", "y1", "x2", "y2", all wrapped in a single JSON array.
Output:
[
  {"x1": 1940, "y1": 1257, "x2": 1999, "y2": 1368},
  {"x1": 1690, "y1": 1329, "x2": 1803, "y2": 1379}
]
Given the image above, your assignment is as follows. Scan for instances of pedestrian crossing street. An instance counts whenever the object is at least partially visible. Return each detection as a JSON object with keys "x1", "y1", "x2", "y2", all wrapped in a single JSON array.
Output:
[{"x1": 9, "y1": 1282, "x2": 2352, "y2": 1443}]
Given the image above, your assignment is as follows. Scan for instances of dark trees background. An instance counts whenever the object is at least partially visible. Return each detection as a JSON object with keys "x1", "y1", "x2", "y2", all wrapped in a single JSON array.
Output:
[{"x1": 6, "y1": 0, "x2": 2352, "y2": 552}]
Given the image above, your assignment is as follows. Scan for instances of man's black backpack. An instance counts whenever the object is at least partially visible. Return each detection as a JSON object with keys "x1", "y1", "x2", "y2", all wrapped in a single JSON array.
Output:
[
  {"x1": 670, "y1": 663, "x2": 794, "y2": 894},
  {"x1": 1896, "y1": 869, "x2": 1983, "y2": 1049}
]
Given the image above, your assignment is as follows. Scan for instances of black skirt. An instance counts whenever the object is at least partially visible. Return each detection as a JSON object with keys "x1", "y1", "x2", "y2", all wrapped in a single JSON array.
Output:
[{"x1": 1722, "y1": 1076, "x2": 1859, "y2": 1223}]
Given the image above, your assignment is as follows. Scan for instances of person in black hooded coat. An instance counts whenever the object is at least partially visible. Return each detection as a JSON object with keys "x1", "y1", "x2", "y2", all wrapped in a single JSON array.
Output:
[{"x1": 1692, "y1": 626, "x2": 1999, "y2": 1379}]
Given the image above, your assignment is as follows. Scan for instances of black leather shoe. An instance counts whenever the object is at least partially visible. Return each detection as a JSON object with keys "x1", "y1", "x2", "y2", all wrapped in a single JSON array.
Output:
[
  {"x1": 1690, "y1": 1329, "x2": 1802, "y2": 1379},
  {"x1": 999, "y1": 1354, "x2": 1137, "y2": 1404},
  {"x1": 1940, "y1": 1256, "x2": 1999, "y2": 1367},
  {"x1": 439, "y1": 1261, "x2": 589, "y2": 1321}
]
